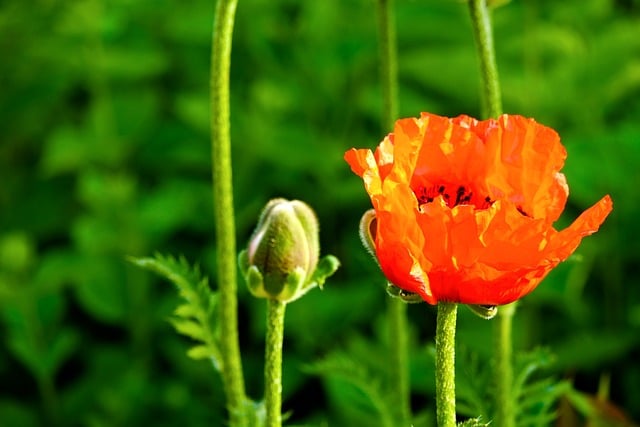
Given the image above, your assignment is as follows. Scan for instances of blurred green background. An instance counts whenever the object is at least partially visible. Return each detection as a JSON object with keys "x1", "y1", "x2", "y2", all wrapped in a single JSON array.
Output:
[{"x1": 1, "y1": 0, "x2": 639, "y2": 425}]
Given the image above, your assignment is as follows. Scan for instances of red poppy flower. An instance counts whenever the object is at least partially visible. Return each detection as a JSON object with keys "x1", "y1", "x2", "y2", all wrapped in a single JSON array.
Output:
[{"x1": 345, "y1": 113, "x2": 612, "y2": 305}]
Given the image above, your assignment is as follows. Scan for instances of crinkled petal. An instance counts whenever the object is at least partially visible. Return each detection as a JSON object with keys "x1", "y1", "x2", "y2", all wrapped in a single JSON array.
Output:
[
  {"x1": 344, "y1": 148, "x2": 382, "y2": 197},
  {"x1": 410, "y1": 113, "x2": 488, "y2": 189},
  {"x1": 428, "y1": 265, "x2": 550, "y2": 305},
  {"x1": 372, "y1": 180, "x2": 436, "y2": 303},
  {"x1": 345, "y1": 112, "x2": 613, "y2": 306},
  {"x1": 546, "y1": 195, "x2": 613, "y2": 261},
  {"x1": 472, "y1": 115, "x2": 569, "y2": 221},
  {"x1": 417, "y1": 199, "x2": 555, "y2": 305}
]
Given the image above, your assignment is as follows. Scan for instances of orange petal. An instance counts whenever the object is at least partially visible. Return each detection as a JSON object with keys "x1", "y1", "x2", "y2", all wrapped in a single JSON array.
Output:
[
  {"x1": 344, "y1": 148, "x2": 383, "y2": 198},
  {"x1": 344, "y1": 148, "x2": 373, "y2": 178},
  {"x1": 546, "y1": 195, "x2": 613, "y2": 261},
  {"x1": 410, "y1": 114, "x2": 487, "y2": 188},
  {"x1": 476, "y1": 115, "x2": 569, "y2": 221},
  {"x1": 373, "y1": 185, "x2": 436, "y2": 303}
]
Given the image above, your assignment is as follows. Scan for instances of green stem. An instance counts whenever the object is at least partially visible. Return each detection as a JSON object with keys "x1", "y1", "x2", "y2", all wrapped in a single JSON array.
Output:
[
  {"x1": 210, "y1": 0, "x2": 246, "y2": 425},
  {"x1": 468, "y1": 3, "x2": 515, "y2": 426},
  {"x1": 387, "y1": 298, "x2": 411, "y2": 425},
  {"x1": 435, "y1": 302, "x2": 457, "y2": 427},
  {"x1": 265, "y1": 299, "x2": 287, "y2": 427},
  {"x1": 495, "y1": 302, "x2": 516, "y2": 427},
  {"x1": 376, "y1": 0, "x2": 399, "y2": 131},
  {"x1": 468, "y1": 0, "x2": 503, "y2": 118},
  {"x1": 376, "y1": 1, "x2": 411, "y2": 424}
]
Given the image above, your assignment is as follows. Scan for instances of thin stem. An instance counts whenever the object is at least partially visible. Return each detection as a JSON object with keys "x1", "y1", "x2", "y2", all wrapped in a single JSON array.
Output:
[
  {"x1": 468, "y1": 0, "x2": 503, "y2": 118},
  {"x1": 435, "y1": 302, "x2": 458, "y2": 427},
  {"x1": 376, "y1": 2, "x2": 411, "y2": 423},
  {"x1": 387, "y1": 298, "x2": 412, "y2": 425},
  {"x1": 265, "y1": 299, "x2": 287, "y2": 427},
  {"x1": 495, "y1": 302, "x2": 516, "y2": 427},
  {"x1": 210, "y1": 0, "x2": 246, "y2": 425},
  {"x1": 468, "y1": 3, "x2": 515, "y2": 426},
  {"x1": 376, "y1": 0, "x2": 399, "y2": 131}
]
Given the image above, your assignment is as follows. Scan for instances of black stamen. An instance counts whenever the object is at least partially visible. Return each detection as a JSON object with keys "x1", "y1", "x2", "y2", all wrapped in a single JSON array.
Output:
[{"x1": 455, "y1": 186, "x2": 466, "y2": 205}]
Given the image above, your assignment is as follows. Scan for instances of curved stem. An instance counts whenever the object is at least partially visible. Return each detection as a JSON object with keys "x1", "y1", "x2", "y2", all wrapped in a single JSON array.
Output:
[
  {"x1": 495, "y1": 302, "x2": 517, "y2": 427},
  {"x1": 435, "y1": 302, "x2": 458, "y2": 427},
  {"x1": 468, "y1": 0, "x2": 503, "y2": 118},
  {"x1": 210, "y1": 0, "x2": 246, "y2": 425},
  {"x1": 265, "y1": 299, "x2": 287, "y2": 427}
]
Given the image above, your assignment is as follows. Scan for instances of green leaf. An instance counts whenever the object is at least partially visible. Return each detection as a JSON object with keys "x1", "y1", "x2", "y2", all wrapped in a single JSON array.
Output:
[
  {"x1": 458, "y1": 418, "x2": 490, "y2": 427},
  {"x1": 129, "y1": 253, "x2": 222, "y2": 371},
  {"x1": 186, "y1": 345, "x2": 213, "y2": 361},
  {"x1": 306, "y1": 347, "x2": 395, "y2": 427},
  {"x1": 73, "y1": 255, "x2": 127, "y2": 323},
  {"x1": 174, "y1": 303, "x2": 198, "y2": 318},
  {"x1": 169, "y1": 318, "x2": 205, "y2": 342}
]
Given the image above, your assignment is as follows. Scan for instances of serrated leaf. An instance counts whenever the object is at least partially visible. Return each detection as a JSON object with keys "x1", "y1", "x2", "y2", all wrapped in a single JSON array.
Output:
[
  {"x1": 129, "y1": 254, "x2": 222, "y2": 372},
  {"x1": 169, "y1": 318, "x2": 205, "y2": 341},
  {"x1": 174, "y1": 303, "x2": 198, "y2": 318},
  {"x1": 186, "y1": 345, "x2": 213, "y2": 360},
  {"x1": 306, "y1": 352, "x2": 394, "y2": 427},
  {"x1": 458, "y1": 418, "x2": 490, "y2": 427}
]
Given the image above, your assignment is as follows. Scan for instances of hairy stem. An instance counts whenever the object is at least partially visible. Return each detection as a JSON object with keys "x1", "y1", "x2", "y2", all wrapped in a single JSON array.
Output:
[
  {"x1": 265, "y1": 299, "x2": 286, "y2": 427},
  {"x1": 468, "y1": 0, "x2": 503, "y2": 118},
  {"x1": 495, "y1": 302, "x2": 517, "y2": 427},
  {"x1": 435, "y1": 302, "x2": 458, "y2": 427},
  {"x1": 210, "y1": 0, "x2": 246, "y2": 425}
]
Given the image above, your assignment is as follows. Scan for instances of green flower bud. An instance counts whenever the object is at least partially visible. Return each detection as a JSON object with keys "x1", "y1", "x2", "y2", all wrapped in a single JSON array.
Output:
[{"x1": 239, "y1": 199, "x2": 339, "y2": 302}]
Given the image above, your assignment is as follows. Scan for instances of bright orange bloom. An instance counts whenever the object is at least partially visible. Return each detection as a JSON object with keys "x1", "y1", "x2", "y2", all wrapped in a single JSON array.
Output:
[{"x1": 345, "y1": 113, "x2": 612, "y2": 305}]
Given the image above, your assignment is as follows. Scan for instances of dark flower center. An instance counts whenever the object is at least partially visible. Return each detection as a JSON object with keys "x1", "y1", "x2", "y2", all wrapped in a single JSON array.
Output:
[
  {"x1": 414, "y1": 184, "x2": 532, "y2": 217},
  {"x1": 415, "y1": 184, "x2": 492, "y2": 209}
]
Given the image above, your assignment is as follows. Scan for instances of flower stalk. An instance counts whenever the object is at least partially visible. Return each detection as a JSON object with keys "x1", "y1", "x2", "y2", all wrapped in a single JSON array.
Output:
[
  {"x1": 210, "y1": 0, "x2": 246, "y2": 425},
  {"x1": 495, "y1": 302, "x2": 516, "y2": 427},
  {"x1": 435, "y1": 302, "x2": 458, "y2": 427},
  {"x1": 376, "y1": 0, "x2": 411, "y2": 424},
  {"x1": 387, "y1": 297, "x2": 411, "y2": 424},
  {"x1": 265, "y1": 299, "x2": 286, "y2": 427},
  {"x1": 377, "y1": 0, "x2": 399, "y2": 131},
  {"x1": 468, "y1": 0, "x2": 503, "y2": 118},
  {"x1": 468, "y1": 2, "x2": 515, "y2": 427}
]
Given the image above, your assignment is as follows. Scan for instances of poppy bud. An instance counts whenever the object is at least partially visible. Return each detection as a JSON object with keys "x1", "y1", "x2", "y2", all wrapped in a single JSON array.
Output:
[{"x1": 239, "y1": 198, "x2": 339, "y2": 302}]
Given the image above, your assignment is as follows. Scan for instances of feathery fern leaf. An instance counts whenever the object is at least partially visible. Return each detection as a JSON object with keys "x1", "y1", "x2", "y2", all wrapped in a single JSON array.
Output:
[{"x1": 129, "y1": 254, "x2": 222, "y2": 371}]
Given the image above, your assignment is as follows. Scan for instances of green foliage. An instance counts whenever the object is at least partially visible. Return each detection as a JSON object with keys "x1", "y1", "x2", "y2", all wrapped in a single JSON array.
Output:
[
  {"x1": 457, "y1": 347, "x2": 573, "y2": 427},
  {"x1": 457, "y1": 418, "x2": 490, "y2": 427},
  {"x1": 129, "y1": 254, "x2": 222, "y2": 369},
  {"x1": 1, "y1": 0, "x2": 639, "y2": 425},
  {"x1": 306, "y1": 333, "x2": 397, "y2": 427}
]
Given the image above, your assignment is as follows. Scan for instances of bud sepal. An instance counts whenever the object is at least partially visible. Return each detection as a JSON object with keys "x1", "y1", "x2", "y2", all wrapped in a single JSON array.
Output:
[{"x1": 239, "y1": 199, "x2": 339, "y2": 303}]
